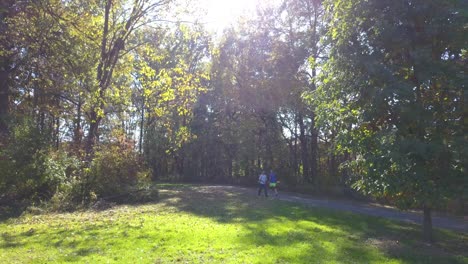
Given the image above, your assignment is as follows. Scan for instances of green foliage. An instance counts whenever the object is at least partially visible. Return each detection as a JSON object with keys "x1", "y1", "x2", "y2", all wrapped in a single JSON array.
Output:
[
  {"x1": 137, "y1": 24, "x2": 211, "y2": 180},
  {"x1": 0, "y1": 120, "x2": 53, "y2": 201},
  {"x1": 0, "y1": 119, "x2": 84, "y2": 209},
  {"x1": 317, "y1": 0, "x2": 467, "y2": 210},
  {"x1": 46, "y1": 176, "x2": 84, "y2": 212},
  {"x1": 43, "y1": 153, "x2": 83, "y2": 212},
  {"x1": 88, "y1": 131, "x2": 151, "y2": 198}
]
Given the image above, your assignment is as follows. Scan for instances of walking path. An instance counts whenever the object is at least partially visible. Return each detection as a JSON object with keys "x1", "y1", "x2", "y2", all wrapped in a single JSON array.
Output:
[{"x1": 211, "y1": 185, "x2": 467, "y2": 232}]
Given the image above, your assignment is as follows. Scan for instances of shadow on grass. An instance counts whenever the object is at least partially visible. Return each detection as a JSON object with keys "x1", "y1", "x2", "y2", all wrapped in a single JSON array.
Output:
[
  {"x1": 0, "y1": 203, "x2": 26, "y2": 223},
  {"x1": 155, "y1": 185, "x2": 467, "y2": 264},
  {"x1": 1, "y1": 232, "x2": 26, "y2": 248},
  {"x1": 0, "y1": 219, "x2": 146, "y2": 262},
  {"x1": 1, "y1": 185, "x2": 466, "y2": 263}
]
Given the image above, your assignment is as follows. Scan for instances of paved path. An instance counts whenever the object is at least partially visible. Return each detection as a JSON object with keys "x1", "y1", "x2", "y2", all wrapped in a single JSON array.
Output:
[{"x1": 211, "y1": 185, "x2": 467, "y2": 232}]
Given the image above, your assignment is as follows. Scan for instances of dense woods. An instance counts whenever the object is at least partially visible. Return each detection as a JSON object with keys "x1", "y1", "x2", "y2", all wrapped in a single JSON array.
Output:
[{"x1": 0, "y1": 0, "x2": 466, "y2": 242}]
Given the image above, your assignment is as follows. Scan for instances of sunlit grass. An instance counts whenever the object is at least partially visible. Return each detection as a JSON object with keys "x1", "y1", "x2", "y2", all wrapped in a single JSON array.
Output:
[{"x1": 0, "y1": 185, "x2": 466, "y2": 263}]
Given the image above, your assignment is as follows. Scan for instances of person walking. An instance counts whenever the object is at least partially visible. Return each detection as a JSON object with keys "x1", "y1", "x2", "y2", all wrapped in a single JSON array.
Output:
[
  {"x1": 269, "y1": 170, "x2": 279, "y2": 197},
  {"x1": 258, "y1": 171, "x2": 268, "y2": 197}
]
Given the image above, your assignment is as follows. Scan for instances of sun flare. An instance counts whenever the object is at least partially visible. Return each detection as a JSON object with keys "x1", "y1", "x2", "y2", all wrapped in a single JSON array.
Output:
[{"x1": 201, "y1": 0, "x2": 260, "y2": 32}]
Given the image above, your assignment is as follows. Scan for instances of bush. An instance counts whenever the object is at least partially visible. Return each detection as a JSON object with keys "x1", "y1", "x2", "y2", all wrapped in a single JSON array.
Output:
[
  {"x1": 0, "y1": 120, "x2": 53, "y2": 201},
  {"x1": 126, "y1": 182, "x2": 159, "y2": 203},
  {"x1": 87, "y1": 132, "x2": 151, "y2": 199},
  {"x1": 0, "y1": 117, "x2": 91, "y2": 211},
  {"x1": 46, "y1": 173, "x2": 87, "y2": 212},
  {"x1": 0, "y1": 124, "x2": 156, "y2": 210}
]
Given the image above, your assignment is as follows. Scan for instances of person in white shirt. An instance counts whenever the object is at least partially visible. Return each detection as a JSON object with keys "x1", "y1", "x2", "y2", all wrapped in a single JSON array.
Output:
[{"x1": 257, "y1": 171, "x2": 268, "y2": 197}]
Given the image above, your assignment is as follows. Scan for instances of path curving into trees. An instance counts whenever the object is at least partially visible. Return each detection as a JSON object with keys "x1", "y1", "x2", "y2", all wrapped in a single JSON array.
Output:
[{"x1": 202, "y1": 185, "x2": 467, "y2": 233}]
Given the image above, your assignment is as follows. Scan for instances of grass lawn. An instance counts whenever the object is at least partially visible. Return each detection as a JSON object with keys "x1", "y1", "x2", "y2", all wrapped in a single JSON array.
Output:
[{"x1": 0, "y1": 184, "x2": 466, "y2": 263}]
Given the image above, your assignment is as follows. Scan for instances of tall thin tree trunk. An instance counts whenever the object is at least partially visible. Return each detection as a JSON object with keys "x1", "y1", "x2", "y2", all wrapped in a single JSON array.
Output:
[
  {"x1": 310, "y1": 112, "x2": 318, "y2": 185},
  {"x1": 86, "y1": 0, "x2": 111, "y2": 156},
  {"x1": 294, "y1": 118, "x2": 299, "y2": 182},
  {"x1": 73, "y1": 98, "x2": 82, "y2": 152},
  {"x1": 228, "y1": 158, "x2": 233, "y2": 179},
  {"x1": 423, "y1": 205, "x2": 433, "y2": 243},
  {"x1": 330, "y1": 152, "x2": 337, "y2": 181},
  {"x1": 298, "y1": 113, "x2": 310, "y2": 182},
  {"x1": 0, "y1": 70, "x2": 10, "y2": 140},
  {"x1": 39, "y1": 112, "x2": 45, "y2": 132},
  {"x1": 266, "y1": 139, "x2": 273, "y2": 170},
  {"x1": 139, "y1": 96, "x2": 145, "y2": 154},
  {"x1": 55, "y1": 116, "x2": 60, "y2": 149},
  {"x1": 86, "y1": 111, "x2": 101, "y2": 155},
  {"x1": 287, "y1": 140, "x2": 295, "y2": 178}
]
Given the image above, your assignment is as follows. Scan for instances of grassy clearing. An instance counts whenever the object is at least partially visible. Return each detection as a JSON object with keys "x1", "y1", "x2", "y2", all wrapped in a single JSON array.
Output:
[{"x1": 0, "y1": 184, "x2": 466, "y2": 263}]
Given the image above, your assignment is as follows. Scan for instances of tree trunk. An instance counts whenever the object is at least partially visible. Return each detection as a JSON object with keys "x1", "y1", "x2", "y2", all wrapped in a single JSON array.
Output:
[
  {"x1": 294, "y1": 120, "x2": 299, "y2": 182},
  {"x1": 55, "y1": 116, "x2": 60, "y2": 149},
  {"x1": 298, "y1": 113, "x2": 310, "y2": 182},
  {"x1": 266, "y1": 139, "x2": 273, "y2": 170},
  {"x1": 139, "y1": 96, "x2": 145, "y2": 154},
  {"x1": 39, "y1": 112, "x2": 45, "y2": 132},
  {"x1": 310, "y1": 112, "x2": 318, "y2": 185},
  {"x1": 341, "y1": 151, "x2": 350, "y2": 185},
  {"x1": 330, "y1": 153, "x2": 338, "y2": 181},
  {"x1": 423, "y1": 205, "x2": 433, "y2": 243},
  {"x1": 86, "y1": 111, "x2": 101, "y2": 156},
  {"x1": 86, "y1": 0, "x2": 111, "y2": 156},
  {"x1": 73, "y1": 98, "x2": 82, "y2": 150},
  {"x1": 86, "y1": 0, "x2": 151, "y2": 155},
  {"x1": 0, "y1": 70, "x2": 10, "y2": 139},
  {"x1": 287, "y1": 140, "x2": 296, "y2": 179},
  {"x1": 228, "y1": 158, "x2": 233, "y2": 179}
]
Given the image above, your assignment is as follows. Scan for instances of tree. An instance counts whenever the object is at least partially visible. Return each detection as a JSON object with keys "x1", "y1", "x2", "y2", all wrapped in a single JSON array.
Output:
[
  {"x1": 260, "y1": 0, "x2": 326, "y2": 184},
  {"x1": 86, "y1": 0, "x2": 172, "y2": 155},
  {"x1": 317, "y1": 0, "x2": 467, "y2": 242},
  {"x1": 0, "y1": 0, "x2": 31, "y2": 142},
  {"x1": 137, "y1": 24, "x2": 211, "y2": 180}
]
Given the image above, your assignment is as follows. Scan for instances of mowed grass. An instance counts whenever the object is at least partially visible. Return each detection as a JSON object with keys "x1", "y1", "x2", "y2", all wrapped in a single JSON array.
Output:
[{"x1": 0, "y1": 185, "x2": 466, "y2": 263}]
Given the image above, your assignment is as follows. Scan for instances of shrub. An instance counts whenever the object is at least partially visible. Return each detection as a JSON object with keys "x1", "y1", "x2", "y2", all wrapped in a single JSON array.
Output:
[
  {"x1": 125, "y1": 182, "x2": 159, "y2": 203},
  {"x1": 46, "y1": 171, "x2": 86, "y2": 212},
  {"x1": 87, "y1": 132, "x2": 151, "y2": 199},
  {"x1": 0, "y1": 117, "x2": 89, "y2": 211},
  {"x1": 0, "y1": 124, "x2": 156, "y2": 210},
  {"x1": 0, "y1": 120, "x2": 52, "y2": 201}
]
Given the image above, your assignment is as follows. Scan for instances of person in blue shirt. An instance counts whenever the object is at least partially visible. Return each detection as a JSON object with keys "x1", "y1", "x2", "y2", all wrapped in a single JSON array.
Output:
[{"x1": 269, "y1": 170, "x2": 279, "y2": 197}]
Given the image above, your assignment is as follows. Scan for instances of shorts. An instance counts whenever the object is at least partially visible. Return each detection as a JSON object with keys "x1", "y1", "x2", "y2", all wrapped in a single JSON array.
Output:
[{"x1": 269, "y1": 183, "x2": 277, "y2": 188}]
